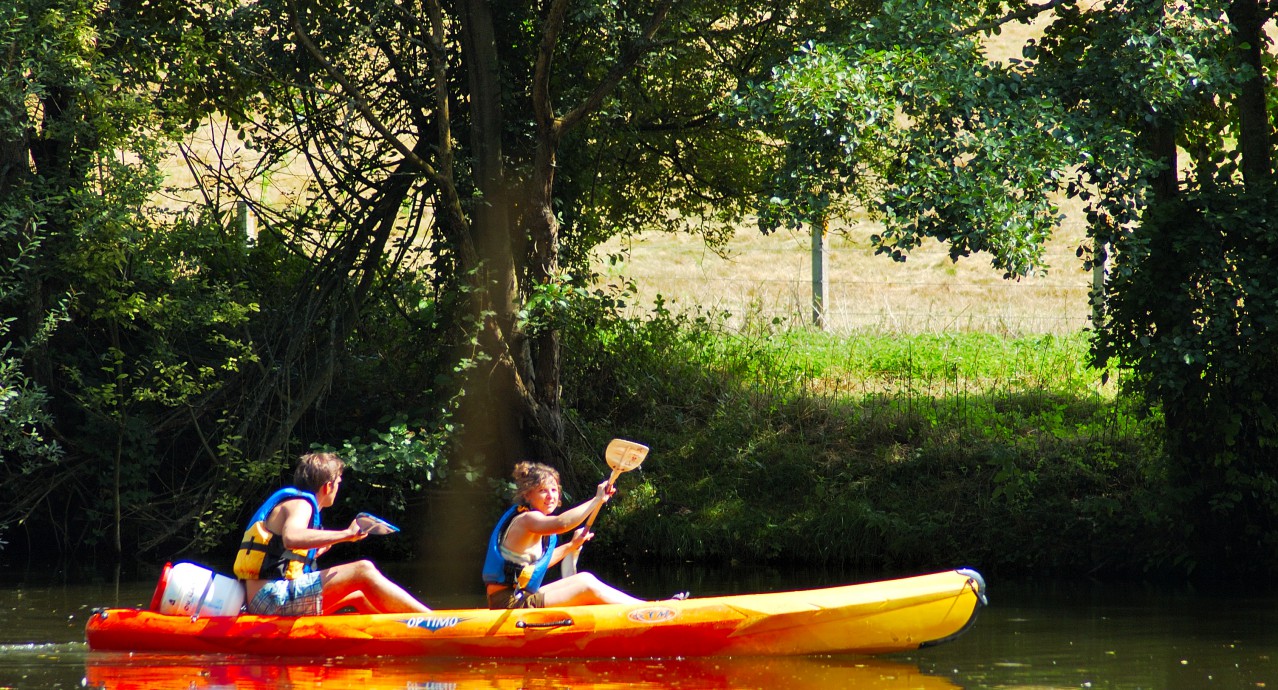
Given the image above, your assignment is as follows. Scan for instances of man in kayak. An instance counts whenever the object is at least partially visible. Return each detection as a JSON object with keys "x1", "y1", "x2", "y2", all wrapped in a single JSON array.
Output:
[
  {"x1": 483, "y1": 461, "x2": 686, "y2": 608},
  {"x1": 234, "y1": 452, "x2": 432, "y2": 615}
]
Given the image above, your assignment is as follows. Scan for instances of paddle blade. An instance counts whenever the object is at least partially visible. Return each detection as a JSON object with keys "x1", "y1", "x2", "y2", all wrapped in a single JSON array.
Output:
[
  {"x1": 355, "y1": 512, "x2": 400, "y2": 536},
  {"x1": 605, "y1": 439, "x2": 649, "y2": 472},
  {"x1": 568, "y1": 438, "x2": 648, "y2": 578}
]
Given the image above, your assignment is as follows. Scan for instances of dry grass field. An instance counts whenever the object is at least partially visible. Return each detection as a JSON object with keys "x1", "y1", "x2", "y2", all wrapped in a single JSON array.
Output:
[
  {"x1": 592, "y1": 19, "x2": 1093, "y2": 337},
  {"x1": 591, "y1": 203, "x2": 1093, "y2": 337}
]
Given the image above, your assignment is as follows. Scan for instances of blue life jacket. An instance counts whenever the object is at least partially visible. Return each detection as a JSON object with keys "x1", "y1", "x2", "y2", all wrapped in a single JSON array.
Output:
[
  {"x1": 481, "y1": 506, "x2": 558, "y2": 592},
  {"x1": 233, "y1": 488, "x2": 322, "y2": 581}
]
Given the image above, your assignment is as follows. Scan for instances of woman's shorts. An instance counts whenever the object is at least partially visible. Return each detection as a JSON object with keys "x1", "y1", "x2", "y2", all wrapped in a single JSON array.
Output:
[
  {"x1": 247, "y1": 571, "x2": 324, "y2": 616},
  {"x1": 487, "y1": 586, "x2": 545, "y2": 610}
]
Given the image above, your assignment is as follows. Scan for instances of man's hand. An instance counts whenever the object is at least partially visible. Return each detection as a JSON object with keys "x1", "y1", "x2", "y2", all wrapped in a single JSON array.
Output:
[{"x1": 345, "y1": 519, "x2": 370, "y2": 542}]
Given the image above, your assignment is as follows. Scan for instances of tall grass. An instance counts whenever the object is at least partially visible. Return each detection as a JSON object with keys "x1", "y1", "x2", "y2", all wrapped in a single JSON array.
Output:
[{"x1": 563, "y1": 305, "x2": 1174, "y2": 580}]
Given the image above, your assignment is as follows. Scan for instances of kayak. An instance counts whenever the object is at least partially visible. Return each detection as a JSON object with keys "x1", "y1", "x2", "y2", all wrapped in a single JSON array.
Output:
[
  {"x1": 84, "y1": 568, "x2": 986, "y2": 658},
  {"x1": 86, "y1": 568, "x2": 985, "y2": 658},
  {"x1": 84, "y1": 655, "x2": 964, "y2": 689}
]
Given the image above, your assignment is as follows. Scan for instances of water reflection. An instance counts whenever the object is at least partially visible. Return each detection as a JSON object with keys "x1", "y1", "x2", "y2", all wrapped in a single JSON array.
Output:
[
  {"x1": 84, "y1": 654, "x2": 960, "y2": 689},
  {"x1": 8, "y1": 567, "x2": 1278, "y2": 689}
]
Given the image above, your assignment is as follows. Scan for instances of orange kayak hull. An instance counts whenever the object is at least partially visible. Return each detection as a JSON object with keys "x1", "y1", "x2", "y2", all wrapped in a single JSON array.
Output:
[{"x1": 85, "y1": 569, "x2": 985, "y2": 658}]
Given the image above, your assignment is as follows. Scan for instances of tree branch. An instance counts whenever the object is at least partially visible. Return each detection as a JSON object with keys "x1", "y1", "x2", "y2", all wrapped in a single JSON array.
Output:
[
  {"x1": 532, "y1": 0, "x2": 571, "y2": 137},
  {"x1": 425, "y1": 0, "x2": 455, "y2": 183},
  {"x1": 956, "y1": 0, "x2": 1069, "y2": 39},
  {"x1": 286, "y1": 0, "x2": 443, "y2": 184},
  {"x1": 560, "y1": 0, "x2": 675, "y2": 133},
  {"x1": 534, "y1": 0, "x2": 676, "y2": 141}
]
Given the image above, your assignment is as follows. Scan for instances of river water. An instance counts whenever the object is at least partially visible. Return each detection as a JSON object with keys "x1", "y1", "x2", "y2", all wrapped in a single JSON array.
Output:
[{"x1": 1, "y1": 563, "x2": 1274, "y2": 689}]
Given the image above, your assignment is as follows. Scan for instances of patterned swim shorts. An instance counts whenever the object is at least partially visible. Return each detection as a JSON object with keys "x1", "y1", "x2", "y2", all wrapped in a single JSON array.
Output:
[{"x1": 247, "y1": 571, "x2": 324, "y2": 616}]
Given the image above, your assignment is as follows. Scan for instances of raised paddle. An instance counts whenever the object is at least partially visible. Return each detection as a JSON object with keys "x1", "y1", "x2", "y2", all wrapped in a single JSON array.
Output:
[
  {"x1": 561, "y1": 438, "x2": 649, "y2": 577},
  {"x1": 354, "y1": 512, "x2": 400, "y2": 536}
]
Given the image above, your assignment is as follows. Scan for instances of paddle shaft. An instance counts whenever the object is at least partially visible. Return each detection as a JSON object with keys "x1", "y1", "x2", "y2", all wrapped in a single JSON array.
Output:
[
  {"x1": 563, "y1": 470, "x2": 618, "y2": 578},
  {"x1": 580, "y1": 467, "x2": 622, "y2": 534},
  {"x1": 563, "y1": 439, "x2": 648, "y2": 577}
]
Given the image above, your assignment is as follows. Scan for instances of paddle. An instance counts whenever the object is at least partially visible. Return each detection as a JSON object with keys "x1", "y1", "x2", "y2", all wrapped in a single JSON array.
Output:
[
  {"x1": 354, "y1": 512, "x2": 400, "y2": 536},
  {"x1": 561, "y1": 438, "x2": 648, "y2": 577}
]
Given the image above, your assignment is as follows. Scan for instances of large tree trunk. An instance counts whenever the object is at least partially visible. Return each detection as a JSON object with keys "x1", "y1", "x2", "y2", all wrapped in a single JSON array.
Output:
[
  {"x1": 433, "y1": 0, "x2": 676, "y2": 489},
  {"x1": 420, "y1": 0, "x2": 533, "y2": 595},
  {"x1": 452, "y1": 0, "x2": 595, "y2": 471},
  {"x1": 1228, "y1": 0, "x2": 1273, "y2": 190},
  {"x1": 513, "y1": 0, "x2": 676, "y2": 464},
  {"x1": 455, "y1": 0, "x2": 528, "y2": 470}
]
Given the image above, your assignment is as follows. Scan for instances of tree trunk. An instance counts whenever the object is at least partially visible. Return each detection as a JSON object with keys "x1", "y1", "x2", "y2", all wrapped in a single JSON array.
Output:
[
  {"x1": 458, "y1": 0, "x2": 517, "y2": 329},
  {"x1": 422, "y1": 0, "x2": 535, "y2": 595},
  {"x1": 455, "y1": 0, "x2": 530, "y2": 467},
  {"x1": 1228, "y1": 0, "x2": 1273, "y2": 190},
  {"x1": 448, "y1": 0, "x2": 674, "y2": 470},
  {"x1": 525, "y1": 137, "x2": 565, "y2": 458}
]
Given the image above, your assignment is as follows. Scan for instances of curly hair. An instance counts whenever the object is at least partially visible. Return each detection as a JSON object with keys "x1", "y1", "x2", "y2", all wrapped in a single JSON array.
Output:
[{"x1": 512, "y1": 461, "x2": 560, "y2": 506}]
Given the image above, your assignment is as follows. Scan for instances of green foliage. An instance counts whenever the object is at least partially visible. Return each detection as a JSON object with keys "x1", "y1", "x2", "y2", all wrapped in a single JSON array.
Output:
[
  {"x1": 3, "y1": 0, "x2": 473, "y2": 560},
  {"x1": 312, "y1": 412, "x2": 453, "y2": 515},
  {"x1": 46, "y1": 152, "x2": 271, "y2": 553},
  {"x1": 0, "y1": 0, "x2": 238, "y2": 550},
  {"x1": 564, "y1": 308, "x2": 1171, "y2": 577},
  {"x1": 731, "y1": 0, "x2": 1076, "y2": 276},
  {"x1": 0, "y1": 200, "x2": 64, "y2": 492},
  {"x1": 518, "y1": 273, "x2": 607, "y2": 337},
  {"x1": 730, "y1": 0, "x2": 1278, "y2": 575},
  {"x1": 734, "y1": 0, "x2": 1234, "y2": 278},
  {"x1": 1096, "y1": 191, "x2": 1278, "y2": 568},
  {"x1": 0, "y1": 328, "x2": 63, "y2": 475},
  {"x1": 554, "y1": 0, "x2": 880, "y2": 264}
]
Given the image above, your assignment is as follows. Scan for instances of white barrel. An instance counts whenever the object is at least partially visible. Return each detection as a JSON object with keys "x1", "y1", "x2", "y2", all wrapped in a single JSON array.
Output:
[{"x1": 152, "y1": 561, "x2": 246, "y2": 617}]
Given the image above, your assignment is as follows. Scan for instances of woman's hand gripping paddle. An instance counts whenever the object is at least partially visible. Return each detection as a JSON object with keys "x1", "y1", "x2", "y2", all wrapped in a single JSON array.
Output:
[{"x1": 562, "y1": 439, "x2": 648, "y2": 578}]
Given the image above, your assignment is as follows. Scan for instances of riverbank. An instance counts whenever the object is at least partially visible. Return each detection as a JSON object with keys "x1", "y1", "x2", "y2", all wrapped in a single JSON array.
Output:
[
  {"x1": 561, "y1": 311, "x2": 1172, "y2": 581},
  {"x1": 0, "y1": 310, "x2": 1172, "y2": 584}
]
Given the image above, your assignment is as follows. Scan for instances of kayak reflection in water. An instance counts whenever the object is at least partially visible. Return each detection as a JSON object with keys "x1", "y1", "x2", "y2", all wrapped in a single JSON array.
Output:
[
  {"x1": 83, "y1": 655, "x2": 962, "y2": 690},
  {"x1": 482, "y1": 461, "x2": 686, "y2": 608}
]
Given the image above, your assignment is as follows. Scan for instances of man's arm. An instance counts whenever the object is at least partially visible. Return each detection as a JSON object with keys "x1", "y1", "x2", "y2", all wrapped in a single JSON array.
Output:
[{"x1": 273, "y1": 499, "x2": 366, "y2": 551}]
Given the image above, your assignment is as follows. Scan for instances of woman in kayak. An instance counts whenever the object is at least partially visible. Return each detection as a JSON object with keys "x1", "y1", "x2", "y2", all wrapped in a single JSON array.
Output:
[{"x1": 483, "y1": 461, "x2": 679, "y2": 609}]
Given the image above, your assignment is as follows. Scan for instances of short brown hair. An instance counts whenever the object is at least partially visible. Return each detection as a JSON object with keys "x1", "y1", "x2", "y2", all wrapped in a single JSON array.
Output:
[
  {"x1": 295, "y1": 452, "x2": 344, "y2": 493},
  {"x1": 512, "y1": 461, "x2": 559, "y2": 506}
]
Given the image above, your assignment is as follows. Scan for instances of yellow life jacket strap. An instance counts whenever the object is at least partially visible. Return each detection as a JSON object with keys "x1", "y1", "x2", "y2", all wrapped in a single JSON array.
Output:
[{"x1": 237, "y1": 539, "x2": 309, "y2": 562}]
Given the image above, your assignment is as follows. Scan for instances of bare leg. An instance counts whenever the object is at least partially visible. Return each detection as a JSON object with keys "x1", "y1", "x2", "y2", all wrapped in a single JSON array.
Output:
[
  {"x1": 320, "y1": 560, "x2": 431, "y2": 613},
  {"x1": 539, "y1": 572, "x2": 644, "y2": 606},
  {"x1": 323, "y1": 590, "x2": 373, "y2": 615}
]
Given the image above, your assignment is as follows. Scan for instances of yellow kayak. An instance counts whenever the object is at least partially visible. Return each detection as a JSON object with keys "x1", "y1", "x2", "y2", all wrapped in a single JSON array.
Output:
[{"x1": 85, "y1": 568, "x2": 986, "y2": 658}]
